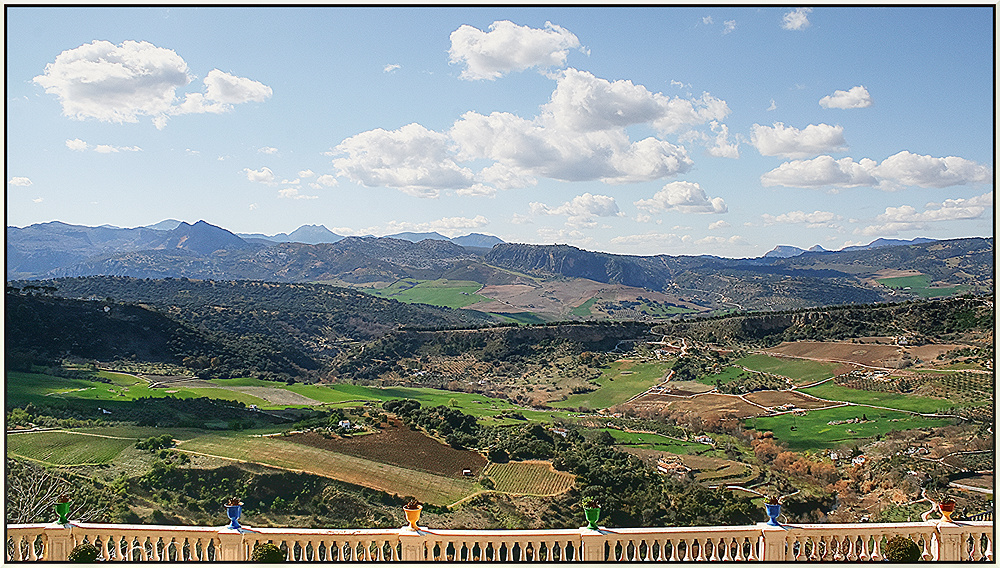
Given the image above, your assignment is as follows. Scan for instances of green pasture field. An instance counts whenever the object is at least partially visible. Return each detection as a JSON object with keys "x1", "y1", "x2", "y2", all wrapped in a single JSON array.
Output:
[
  {"x1": 6, "y1": 430, "x2": 135, "y2": 466},
  {"x1": 176, "y1": 431, "x2": 480, "y2": 505},
  {"x1": 550, "y1": 360, "x2": 672, "y2": 410},
  {"x1": 602, "y1": 429, "x2": 705, "y2": 454},
  {"x1": 697, "y1": 366, "x2": 747, "y2": 386},
  {"x1": 748, "y1": 406, "x2": 953, "y2": 450},
  {"x1": 736, "y1": 354, "x2": 839, "y2": 385},
  {"x1": 365, "y1": 278, "x2": 493, "y2": 309},
  {"x1": 495, "y1": 312, "x2": 547, "y2": 325},
  {"x1": 800, "y1": 382, "x2": 951, "y2": 413},
  {"x1": 876, "y1": 274, "x2": 967, "y2": 298},
  {"x1": 571, "y1": 298, "x2": 597, "y2": 317},
  {"x1": 636, "y1": 302, "x2": 698, "y2": 317}
]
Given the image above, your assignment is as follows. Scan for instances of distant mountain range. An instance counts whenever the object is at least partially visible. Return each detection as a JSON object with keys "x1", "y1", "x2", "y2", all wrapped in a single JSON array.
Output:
[
  {"x1": 7, "y1": 219, "x2": 992, "y2": 315},
  {"x1": 763, "y1": 237, "x2": 936, "y2": 258}
]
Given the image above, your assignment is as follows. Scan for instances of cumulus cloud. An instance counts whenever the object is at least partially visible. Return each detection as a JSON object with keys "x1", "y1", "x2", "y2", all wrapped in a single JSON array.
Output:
[
  {"x1": 761, "y1": 210, "x2": 842, "y2": 227},
  {"x1": 381, "y1": 215, "x2": 490, "y2": 237},
  {"x1": 722, "y1": 20, "x2": 736, "y2": 34},
  {"x1": 383, "y1": 63, "x2": 401, "y2": 73},
  {"x1": 611, "y1": 232, "x2": 688, "y2": 246},
  {"x1": 94, "y1": 144, "x2": 142, "y2": 153},
  {"x1": 752, "y1": 122, "x2": 847, "y2": 158},
  {"x1": 635, "y1": 181, "x2": 728, "y2": 214},
  {"x1": 762, "y1": 151, "x2": 991, "y2": 190},
  {"x1": 782, "y1": 8, "x2": 812, "y2": 30},
  {"x1": 33, "y1": 40, "x2": 270, "y2": 129},
  {"x1": 333, "y1": 123, "x2": 475, "y2": 197},
  {"x1": 244, "y1": 167, "x2": 275, "y2": 183},
  {"x1": 530, "y1": 192, "x2": 622, "y2": 228},
  {"x1": 298, "y1": 169, "x2": 315, "y2": 178},
  {"x1": 449, "y1": 20, "x2": 582, "y2": 80},
  {"x1": 9, "y1": 177, "x2": 33, "y2": 186},
  {"x1": 874, "y1": 151, "x2": 993, "y2": 189},
  {"x1": 706, "y1": 121, "x2": 739, "y2": 158},
  {"x1": 859, "y1": 191, "x2": 993, "y2": 235},
  {"x1": 66, "y1": 138, "x2": 88, "y2": 151},
  {"x1": 258, "y1": 147, "x2": 278, "y2": 154},
  {"x1": 708, "y1": 220, "x2": 730, "y2": 230},
  {"x1": 278, "y1": 187, "x2": 318, "y2": 200},
  {"x1": 819, "y1": 85, "x2": 873, "y2": 109},
  {"x1": 314, "y1": 174, "x2": 338, "y2": 187}
]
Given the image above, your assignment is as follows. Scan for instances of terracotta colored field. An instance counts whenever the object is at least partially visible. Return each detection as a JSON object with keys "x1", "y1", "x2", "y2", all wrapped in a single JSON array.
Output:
[
  {"x1": 908, "y1": 344, "x2": 974, "y2": 362},
  {"x1": 483, "y1": 460, "x2": 575, "y2": 495},
  {"x1": 627, "y1": 393, "x2": 763, "y2": 420},
  {"x1": 744, "y1": 390, "x2": 839, "y2": 410},
  {"x1": 285, "y1": 419, "x2": 487, "y2": 478},
  {"x1": 768, "y1": 341, "x2": 903, "y2": 367}
]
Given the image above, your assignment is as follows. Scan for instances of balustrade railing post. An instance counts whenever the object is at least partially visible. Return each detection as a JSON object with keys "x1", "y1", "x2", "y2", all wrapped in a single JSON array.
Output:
[
  {"x1": 579, "y1": 527, "x2": 606, "y2": 561},
  {"x1": 759, "y1": 524, "x2": 787, "y2": 561},
  {"x1": 934, "y1": 521, "x2": 966, "y2": 561},
  {"x1": 398, "y1": 527, "x2": 427, "y2": 561},
  {"x1": 42, "y1": 522, "x2": 74, "y2": 562},
  {"x1": 216, "y1": 528, "x2": 245, "y2": 561}
]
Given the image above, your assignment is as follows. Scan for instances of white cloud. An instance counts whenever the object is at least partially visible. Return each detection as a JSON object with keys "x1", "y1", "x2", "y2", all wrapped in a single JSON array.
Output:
[
  {"x1": 66, "y1": 138, "x2": 88, "y2": 151},
  {"x1": 761, "y1": 210, "x2": 842, "y2": 227},
  {"x1": 455, "y1": 184, "x2": 497, "y2": 197},
  {"x1": 278, "y1": 187, "x2": 318, "y2": 200},
  {"x1": 761, "y1": 155, "x2": 880, "y2": 189},
  {"x1": 32, "y1": 197, "x2": 44, "y2": 203},
  {"x1": 510, "y1": 213, "x2": 533, "y2": 225},
  {"x1": 298, "y1": 170, "x2": 315, "y2": 178},
  {"x1": 249, "y1": 203, "x2": 258, "y2": 210},
  {"x1": 635, "y1": 181, "x2": 728, "y2": 214},
  {"x1": 33, "y1": 41, "x2": 270, "y2": 129},
  {"x1": 531, "y1": 192, "x2": 622, "y2": 228},
  {"x1": 782, "y1": 8, "x2": 812, "y2": 30},
  {"x1": 610, "y1": 232, "x2": 688, "y2": 246},
  {"x1": 706, "y1": 121, "x2": 739, "y2": 158},
  {"x1": 383, "y1": 63, "x2": 401, "y2": 73},
  {"x1": 449, "y1": 20, "x2": 582, "y2": 80},
  {"x1": 874, "y1": 151, "x2": 993, "y2": 189},
  {"x1": 767, "y1": 99, "x2": 777, "y2": 111},
  {"x1": 258, "y1": 147, "x2": 278, "y2": 154},
  {"x1": 819, "y1": 85, "x2": 873, "y2": 109},
  {"x1": 695, "y1": 235, "x2": 746, "y2": 246},
  {"x1": 708, "y1": 220, "x2": 730, "y2": 230},
  {"x1": 702, "y1": 16, "x2": 714, "y2": 25},
  {"x1": 762, "y1": 151, "x2": 992, "y2": 190},
  {"x1": 314, "y1": 174, "x2": 338, "y2": 187},
  {"x1": 333, "y1": 123, "x2": 475, "y2": 197},
  {"x1": 752, "y1": 122, "x2": 847, "y2": 158},
  {"x1": 722, "y1": 20, "x2": 736, "y2": 34},
  {"x1": 95, "y1": 144, "x2": 142, "y2": 153},
  {"x1": 244, "y1": 167, "x2": 275, "y2": 183},
  {"x1": 8, "y1": 177, "x2": 33, "y2": 186},
  {"x1": 381, "y1": 215, "x2": 490, "y2": 237},
  {"x1": 859, "y1": 191, "x2": 993, "y2": 235}
]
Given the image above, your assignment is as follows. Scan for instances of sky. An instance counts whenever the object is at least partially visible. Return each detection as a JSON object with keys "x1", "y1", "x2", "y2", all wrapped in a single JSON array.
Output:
[{"x1": 5, "y1": 6, "x2": 995, "y2": 257}]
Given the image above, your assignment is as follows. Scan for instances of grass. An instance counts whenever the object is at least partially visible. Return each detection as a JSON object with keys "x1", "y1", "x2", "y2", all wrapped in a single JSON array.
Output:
[
  {"x1": 736, "y1": 354, "x2": 839, "y2": 385},
  {"x1": 571, "y1": 297, "x2": 597, "y2": 317},
  {"x1": 800, "y1": 382, "x2": 950, "y2": 413},
  {"x1": 696, "y1": 366, "x2": 748, "y2": 386},
  {"x1": 747, "y1": 406, "x2": 953, "y2": 450},
  {"x1": 177, "y1": 432, "x2": 480, "y2": 505},
  {"x1": 551, "y1": 360, "x2": 671, "y2": 410},
  {"x1": 364, "y1": 278, "x2": 493, "y2": 309},
  {"x1": 602, "y1": 429, "x2": 705, "y2": 454},
  {"x1": 495, "y1": 312, "x2": 547, "y2": 325},
  {"x1": 6, "y1": 430, "x2": 135, "y2": 466},
  {"x1": 876, "y1": 274, "x2": 968, "y2": 298}
]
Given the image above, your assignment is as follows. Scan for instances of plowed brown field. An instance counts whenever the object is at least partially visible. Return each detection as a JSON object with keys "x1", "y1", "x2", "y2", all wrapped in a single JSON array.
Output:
[
  {"x1": 768, "y1": 341, "x2": 902, "y2": 367},
  {"x1": 285, "y1": 419, "x2": 487, "y2": 478},
  {"x1": 744, "y1": 390, "x2": 839, "y2": 409}
]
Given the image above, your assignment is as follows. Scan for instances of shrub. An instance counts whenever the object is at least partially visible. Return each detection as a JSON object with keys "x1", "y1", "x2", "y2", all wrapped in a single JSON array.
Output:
[
  {"x1": 883, "y1": 535, "x2": 921, "y2": 562},
  {"x1": 251, "y1": 542, "x2": 285, "y2": 562},
  {"x1": 68, "y1": 543, "x2": 100, "y2": 562}
]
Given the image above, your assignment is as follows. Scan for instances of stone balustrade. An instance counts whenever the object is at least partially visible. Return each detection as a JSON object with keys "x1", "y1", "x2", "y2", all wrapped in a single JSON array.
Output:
[{"x1": 6, "y1": 519, "x2": 993, "y2": 562}]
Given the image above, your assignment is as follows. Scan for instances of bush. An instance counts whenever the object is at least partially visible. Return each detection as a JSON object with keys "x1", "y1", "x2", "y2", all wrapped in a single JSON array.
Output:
[
  {"x1": 883, "y1": 535, "x2": 921, "y2": 562},
  {"x1": 68, "y1": 543, "x2": 100, "y2": 562},
  {"x1": 251, "y1": 542, "x2": 285, "y2": 562}
]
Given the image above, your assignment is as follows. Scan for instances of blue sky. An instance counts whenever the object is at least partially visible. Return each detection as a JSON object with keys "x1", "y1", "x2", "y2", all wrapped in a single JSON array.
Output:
[{"x1": 5, "y1": 6, "x2": 994, "y2": 257}]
